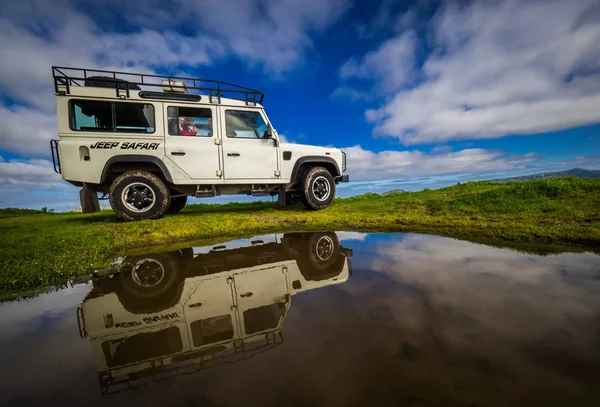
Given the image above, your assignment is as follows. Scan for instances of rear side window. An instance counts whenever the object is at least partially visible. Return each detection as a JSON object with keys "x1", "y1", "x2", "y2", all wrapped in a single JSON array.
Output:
[
  {"x1": 101, "y1": 326, "x2": 182, "y2": 367},
  {"x1": 70, "y1": 100, "x2": 155, "y2": 133},
  {"x1": 190, "y1": 315, "x2": 234, "y2": 347},
  {"x1": 167, "y1": 106, "x2": 213, "y2": 137}
]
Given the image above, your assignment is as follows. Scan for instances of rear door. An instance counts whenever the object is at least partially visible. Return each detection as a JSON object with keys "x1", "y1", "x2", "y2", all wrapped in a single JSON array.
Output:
[
  {"x1": 234, "y1": 265, "x2": 289, "y2": 336},
  {"x1": 164, "y1": 104, "x2": 222, "y2": 179},
  {"x1": 218, "y1": 107, "x2": 279, "y2": 180},
  {"x1": 184, "y1": 276, "x2": 240, "y2": 349}
]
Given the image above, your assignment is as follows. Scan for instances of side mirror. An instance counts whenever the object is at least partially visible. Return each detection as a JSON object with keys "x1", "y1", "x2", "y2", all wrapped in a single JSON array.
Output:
[
  {"x1": 266, "y1": 123, "x2": 278, "y2": 146},
  {"x1": 265, "y1": 123, "x2": 274, "y2": 139}
]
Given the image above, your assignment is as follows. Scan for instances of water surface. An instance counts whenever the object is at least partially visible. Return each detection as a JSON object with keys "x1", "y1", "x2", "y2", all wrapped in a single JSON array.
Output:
[{"x1": 2, "y1": 232, "x2": 600, "y2": 406}]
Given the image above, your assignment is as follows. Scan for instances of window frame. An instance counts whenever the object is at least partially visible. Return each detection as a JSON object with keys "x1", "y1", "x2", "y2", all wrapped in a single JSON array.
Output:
[
  {"x1": 224, "y1": 109, "x2": 269, "y2": 140},
  {"x1": 68, "y1": 99, "x2": 156, "y2": 134},
  {"x1": 167, "y1": 105, "x2": 214, "y2": 138}
]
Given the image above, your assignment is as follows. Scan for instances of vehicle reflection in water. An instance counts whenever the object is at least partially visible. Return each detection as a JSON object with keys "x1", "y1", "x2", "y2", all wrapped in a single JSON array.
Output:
[{"x1": 77, "y1": 232, "x2": 352, "y2": 395}]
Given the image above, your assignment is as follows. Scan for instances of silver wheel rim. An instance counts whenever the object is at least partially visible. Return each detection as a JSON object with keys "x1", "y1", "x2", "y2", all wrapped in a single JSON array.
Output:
[
  {"x1": 131, "y1": 259, "x2": 165, "y2": 288},
  {"x1": 312, "y1": 176, "x2": 331, "y2": 202},
  {"x1": 122, "y1": 182, "x2": 156, "y2": 213},
  {"x1": 315, "y1": 236, "x2": 335, "y2": 261}
]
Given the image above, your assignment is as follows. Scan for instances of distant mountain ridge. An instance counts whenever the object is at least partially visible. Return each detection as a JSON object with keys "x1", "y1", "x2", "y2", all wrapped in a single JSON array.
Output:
[
  {"x1": 382, "y1": 188, "x2": 406, "y2": 195},
  {"x1": 494, "y1": 168, "x2": 600, "y2": 182}
]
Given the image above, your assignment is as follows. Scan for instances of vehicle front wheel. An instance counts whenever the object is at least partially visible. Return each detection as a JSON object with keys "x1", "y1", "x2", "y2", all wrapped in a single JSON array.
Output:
[
  {"x1": 300, "y1": 166, "x2": 335, "y2": 210},
  {"x1": 109, "y1": 171, "x2": 171, "y2": 221},
  {"x1": 167, "y1": 195, "x2": 188, "y2": 214}
]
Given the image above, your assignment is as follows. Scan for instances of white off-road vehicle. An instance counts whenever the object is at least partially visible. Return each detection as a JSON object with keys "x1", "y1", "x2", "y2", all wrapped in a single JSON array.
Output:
[{"x1": 51, "y1": 67, "x2": 348, "y2": 220}]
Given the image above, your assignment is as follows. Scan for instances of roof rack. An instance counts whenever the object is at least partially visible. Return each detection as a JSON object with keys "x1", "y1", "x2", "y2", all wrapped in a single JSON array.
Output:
[{"x1": 52, "y1": 66, "x2": 265, "y2": 105}]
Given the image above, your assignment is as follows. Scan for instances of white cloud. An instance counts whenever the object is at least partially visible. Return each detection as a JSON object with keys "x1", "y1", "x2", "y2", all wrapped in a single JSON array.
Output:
[
  {"x1": 0, "y1": 156, "x2": 68, "y2": 192},
  {"x1": 339, "y1": 0, "x2": 600, "y2": 145},
  {"x1": 343, "y1": 145, "x2": 537, "y2": 181},
  {"x1": 177, "y1": 0, "x2": 350, "y2": 75},
  {"x1": 340, "y1": 31, "x2": 417, "y2": 91},
  {"x1": 363, "y1": 234, "x2": 600, "y2": 365},
  {"x1": 0, "y1": 107, "x2": 59, "y2": 157},
  {"x1": 335, "y1": 231, "x2": 368, "y2": 241}
]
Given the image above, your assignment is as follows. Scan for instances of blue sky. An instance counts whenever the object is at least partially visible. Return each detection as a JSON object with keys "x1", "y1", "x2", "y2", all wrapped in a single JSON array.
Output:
[{"x1": 1, "y1": 0, "x2": 599, "y2": 210}]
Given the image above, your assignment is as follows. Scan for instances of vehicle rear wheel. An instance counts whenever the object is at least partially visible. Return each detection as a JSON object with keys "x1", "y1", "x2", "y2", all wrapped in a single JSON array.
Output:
[
  {"x1": 300, "y1": 167, "x2": 335, "y2": 210},
  {"x1": 109, "y1": 171, "x2": 170, "y2": 221},
  {"x1": 167, "y1": 195, "x2": 188, "y2": 214}
]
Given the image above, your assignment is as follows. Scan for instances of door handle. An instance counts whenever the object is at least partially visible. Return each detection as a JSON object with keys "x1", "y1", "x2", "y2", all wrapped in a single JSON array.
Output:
[
  {"x1": 240, "y1": 292, "x2": 253, "y2": 298},
  {"x1": 227, "y1": 153, "x2": 241, "y2": 157},
  {"x1": 171, "y1": 151, "x2": 186, "y2": 156}
]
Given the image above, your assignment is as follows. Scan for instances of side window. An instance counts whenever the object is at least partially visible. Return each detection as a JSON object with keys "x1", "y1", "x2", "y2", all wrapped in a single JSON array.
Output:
[
  {"x1": 167, "y1": 106, "x2": 213, "y2": 137},
  {"x1": 225, "y1": 110, "x2": 268, "y2": 139},
  {"x1": 114, "y1": 102, "x2": 155, "y2": 133},
  {"x1": 243, "y1": 304, "x2": 284, "y2": 335},
  {"x1": 71, "y1": 100, "x2": 112, "y2": 131},
  {"x1": 190, "y1": 315, "x2": 234, "y2": 347},
  {"x1": 70, "y1": 100, "x2": 154, "y2": 133}
]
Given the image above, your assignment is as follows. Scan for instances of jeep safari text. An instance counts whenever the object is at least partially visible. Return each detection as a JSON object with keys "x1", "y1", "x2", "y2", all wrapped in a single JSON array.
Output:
[{"x1": 50, "y1": 67, "x2": 348, "y2": 220}]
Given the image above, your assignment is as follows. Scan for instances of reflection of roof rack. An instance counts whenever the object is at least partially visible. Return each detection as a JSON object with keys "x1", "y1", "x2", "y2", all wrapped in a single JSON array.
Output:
[
  {"x1": 52, "y1": 66, "x2": 265, "y2": 106},
  {"x1": 99, "y1": 331, "x2": 283, "y2": 395}
]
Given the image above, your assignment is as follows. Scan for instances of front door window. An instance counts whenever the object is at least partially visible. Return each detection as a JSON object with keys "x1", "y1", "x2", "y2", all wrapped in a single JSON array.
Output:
[{"x1": 225, "y1": 110, "x2": 268, "y2": 139}]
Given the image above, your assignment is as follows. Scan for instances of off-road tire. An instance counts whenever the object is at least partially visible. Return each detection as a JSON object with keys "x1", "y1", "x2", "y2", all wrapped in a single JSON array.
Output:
[
  {"x1": 300, "y1": 166, "x2": 336, "y2": 210},
  {"x1": 109, "y1": 171, "x2": 170, "y2": 221},
  {"x1": 167, "y1": 195, "x2": 188, "y2": 214}
]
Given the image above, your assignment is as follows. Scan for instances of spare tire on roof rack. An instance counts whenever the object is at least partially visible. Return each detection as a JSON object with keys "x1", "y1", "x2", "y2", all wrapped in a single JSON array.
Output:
[{"x1": 84, "y1": 76, "x2": 141, "y2": 90}]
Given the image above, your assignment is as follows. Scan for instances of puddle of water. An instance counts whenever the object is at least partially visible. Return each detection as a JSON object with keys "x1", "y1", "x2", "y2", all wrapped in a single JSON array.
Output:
[{"x1": 1, "y1": 232, "x2": 600, "y2": 407}]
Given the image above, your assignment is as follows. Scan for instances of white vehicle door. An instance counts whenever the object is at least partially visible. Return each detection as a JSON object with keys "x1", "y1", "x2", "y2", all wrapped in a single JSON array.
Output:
[
  {"x1": 218, "y1": 107, "x2": 279, "y2": 180},
  {"x1": 163, "y1": 104, "x2": 222, "y2": 179},
  {"x1": 184, "y1": 276, "x2": 240, "y2": 350},
  {"x1": 234, "y1": 265, "x2": 289, "y2": 336}
]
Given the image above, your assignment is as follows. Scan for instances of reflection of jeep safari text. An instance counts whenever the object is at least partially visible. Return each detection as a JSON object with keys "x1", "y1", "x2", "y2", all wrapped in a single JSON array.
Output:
[
  {"x1": 50, "y1": 67, "x2": 349, "y2": 220},
  {"x1": 77, "y1": 232, "x2": 352, "y2": 394}
]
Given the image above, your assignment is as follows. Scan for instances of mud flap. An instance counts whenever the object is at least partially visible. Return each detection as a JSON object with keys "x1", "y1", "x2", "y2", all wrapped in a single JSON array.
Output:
[{"x1": 80, "y1": 183, "x2": 100, "y2": 213}]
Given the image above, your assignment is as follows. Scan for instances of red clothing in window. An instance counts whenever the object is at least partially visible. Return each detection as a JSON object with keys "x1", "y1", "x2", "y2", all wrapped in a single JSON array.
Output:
[{"x1": 180, "y1": 119, "x2": 197, "y2": 136}]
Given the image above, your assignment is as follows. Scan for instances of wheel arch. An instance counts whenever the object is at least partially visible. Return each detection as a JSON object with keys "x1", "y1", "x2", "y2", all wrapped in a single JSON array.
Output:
[
  {"x1": 291, "y1": 156, "x2": 341, "y2": 181},
  {"x1": 101, "y1": 155, "x2": 174, "y2": 184}
]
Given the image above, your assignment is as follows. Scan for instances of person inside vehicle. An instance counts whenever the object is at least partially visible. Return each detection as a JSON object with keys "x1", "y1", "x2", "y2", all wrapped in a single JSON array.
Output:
[{"x1": 179, "y1": 117, "x2": 198, "y2": 136}]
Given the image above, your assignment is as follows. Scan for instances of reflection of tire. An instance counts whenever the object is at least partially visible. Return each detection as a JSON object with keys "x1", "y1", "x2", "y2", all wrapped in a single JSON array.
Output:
[
  {"x1": 295, "y1": 232, "x2": 345, "y2": 281},
  {"x1": 308, "y1": 233, "x2": 339, "y2": 269},
  {"x1": 300, "y1": 167, "x2": 335, "y2": 210},
  {"x1": 117, "y1": 253, "x2": 183, "y2": 314},
  {"x1": 109, "y1": 171, "x2": 170, "y2": 221},
  {"x1": 167, "y1": 195, "x2": 187, "y2": 214}
]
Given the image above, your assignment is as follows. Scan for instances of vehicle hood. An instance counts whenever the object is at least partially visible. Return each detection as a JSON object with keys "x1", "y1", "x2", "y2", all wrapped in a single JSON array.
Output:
[{"x1": 279, "y1": 143, "x2": 340, "y2": 155}]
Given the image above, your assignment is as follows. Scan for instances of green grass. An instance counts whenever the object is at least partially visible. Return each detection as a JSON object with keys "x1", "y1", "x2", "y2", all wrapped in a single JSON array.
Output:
[{"x1": 1, "y1": 177, "x2": 599, "y2": 298}]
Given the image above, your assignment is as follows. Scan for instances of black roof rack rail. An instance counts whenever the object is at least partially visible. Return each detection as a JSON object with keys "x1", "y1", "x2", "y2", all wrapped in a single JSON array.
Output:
[{"x1": 52, "y1": 66, "x2": 265, "y2": 105}]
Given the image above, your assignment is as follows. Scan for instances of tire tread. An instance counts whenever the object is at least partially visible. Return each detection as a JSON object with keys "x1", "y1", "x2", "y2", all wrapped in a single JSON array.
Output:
[{"x1": 109, "y1": 170, "x2": 170, "y2": 221}]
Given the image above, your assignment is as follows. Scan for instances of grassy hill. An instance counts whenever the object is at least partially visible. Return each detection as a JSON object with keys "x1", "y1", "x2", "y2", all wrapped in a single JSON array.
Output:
[
  {"x1": 1, "y1": 177, "x2": 599, "y2": 297},
  {"x1": 494, "y1": 167, "x2": 600, "y2": 182}
]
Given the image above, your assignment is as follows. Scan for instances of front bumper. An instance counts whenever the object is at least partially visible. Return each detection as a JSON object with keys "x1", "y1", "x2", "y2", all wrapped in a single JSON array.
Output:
[{"x1": 335, "y1": 175, "x2": 350, "y2": 183}]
